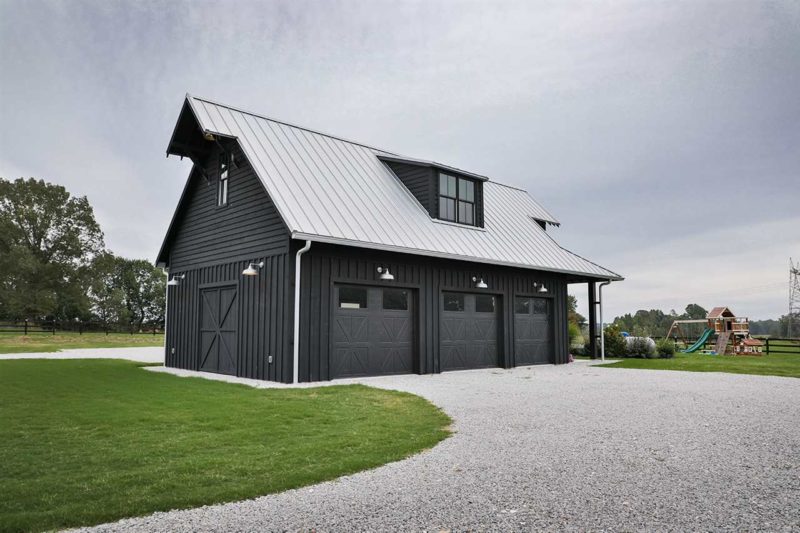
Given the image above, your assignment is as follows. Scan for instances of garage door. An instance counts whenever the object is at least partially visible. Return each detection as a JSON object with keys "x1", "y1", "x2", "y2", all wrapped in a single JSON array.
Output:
[
  {"x1": 198, "y1": 285, "x2": 238, "y2": 375},
  {"x1": 440, "y1": 292, "x2": 500, "y2": 371},
  {"x1": 514, "y1": 296, "x2": 553, "y2": 365},
  {"x1": 331, "y1": 285, "x2": 414, "y2": 378}
]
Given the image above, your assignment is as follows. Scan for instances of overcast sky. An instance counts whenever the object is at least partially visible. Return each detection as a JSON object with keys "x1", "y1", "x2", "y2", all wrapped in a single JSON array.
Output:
[{"x1": 1, "y1": 0, "x2": 798, "y2": 320}]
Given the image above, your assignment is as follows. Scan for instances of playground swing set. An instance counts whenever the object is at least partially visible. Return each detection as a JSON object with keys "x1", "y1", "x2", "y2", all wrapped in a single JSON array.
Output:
[{"x1": 665, "y1": 306, "x2": 764, "y2": 355}]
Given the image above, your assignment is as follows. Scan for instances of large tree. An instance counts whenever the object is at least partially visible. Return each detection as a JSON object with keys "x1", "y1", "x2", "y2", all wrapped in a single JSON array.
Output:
[
  {"x1": 0, "y1": 178, "x2": 104, "y2": 320},
  {"x1": 114, "y1": 258, "x2": 166, "y2": 331},
  {"x1": 683, "y1": 303, "x2": 708, "y2": 320}
]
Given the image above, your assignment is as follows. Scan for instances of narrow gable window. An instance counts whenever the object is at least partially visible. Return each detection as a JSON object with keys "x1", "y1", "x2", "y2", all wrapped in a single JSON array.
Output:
[
  {"x1": 439, "y1": 173, "x2": 476, "y2": 226},
  {"x1": 217, "y1": 151, "x2": 230, "y2": 206}
]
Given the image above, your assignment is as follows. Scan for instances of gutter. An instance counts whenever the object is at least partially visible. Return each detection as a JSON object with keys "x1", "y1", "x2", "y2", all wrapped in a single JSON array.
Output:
[
  {"x1": 598, "y1": 280, "x2": 613, "y2": 361},
  {"x1": 293, "y1": 240, "x2": 312, "y2": 384}
]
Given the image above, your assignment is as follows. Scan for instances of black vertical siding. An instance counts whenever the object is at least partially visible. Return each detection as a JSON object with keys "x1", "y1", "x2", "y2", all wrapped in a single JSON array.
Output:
[
  {"x1": 163, "y1": 141, "x2": 294, "y2": 381},
  {"x1": 165, "y1": 255, "x2": 292, "y2": 382},
  {"x1": 297, "y1": 242, "x2": 571, "y2": 382},
  {"x1": 384, "y1": 161, "x2": 435, "y2": 215},
  {"x1": 168, "y1": 142, "x2": 289, "y2": 270}
]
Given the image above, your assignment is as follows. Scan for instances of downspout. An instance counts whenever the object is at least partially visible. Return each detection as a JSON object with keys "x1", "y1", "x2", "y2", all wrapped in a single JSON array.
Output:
[
  {"x1": 163, "y1": 268, "x2": 169, "y2": 359},
  {"x1": 293, "y1": 240, "x2": 312, "y2": 384},
  {"x1": 598, "y1": 280, "x2": 612, "y2": 362}
]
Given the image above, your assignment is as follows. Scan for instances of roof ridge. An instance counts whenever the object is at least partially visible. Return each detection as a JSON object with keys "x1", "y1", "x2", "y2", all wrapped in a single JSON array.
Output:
[{"x1": 189, "y1": 94, "x2": 402, "y2": 157}]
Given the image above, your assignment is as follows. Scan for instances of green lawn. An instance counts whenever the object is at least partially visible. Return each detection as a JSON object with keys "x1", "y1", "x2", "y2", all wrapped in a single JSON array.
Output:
[
  {"x1": 0, "y1": 332, "x2": 165, "y2": 353},
  {"x1": 599, "y1": 352, "x2": 800, "y2": 378},
  {"x1": 0, "y1": 360, "x2": 451, "y2": 532}
]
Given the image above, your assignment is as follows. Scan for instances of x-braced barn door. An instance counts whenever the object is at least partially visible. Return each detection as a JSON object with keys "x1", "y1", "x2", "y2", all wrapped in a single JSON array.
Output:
[{"x1": 198, "y1": 285, "x2": 238, "y2": 375}]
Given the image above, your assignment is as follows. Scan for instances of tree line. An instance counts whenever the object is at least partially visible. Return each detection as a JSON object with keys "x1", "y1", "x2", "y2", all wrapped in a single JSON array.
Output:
[
  {"x1": 612, "y1": 303, "x2": 795, "y2": 338},
  {"x1": 0, "y1": 177, "x2": 165, "y2": 331}
]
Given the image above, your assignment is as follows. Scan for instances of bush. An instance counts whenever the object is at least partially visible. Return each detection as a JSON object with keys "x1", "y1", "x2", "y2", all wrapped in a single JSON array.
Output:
[
  {"x1": 626, "y1": 336, "x2": 655, "y2": 358},
  {"x1": 568, "y1": 323, "x2": 581, "y2": 345},
  {"x1": 656, "y1": 338, "x2": 676, "y2": 359},
  {"x1": 603, "y1": 324, "x2": 628, "y2": 357}
]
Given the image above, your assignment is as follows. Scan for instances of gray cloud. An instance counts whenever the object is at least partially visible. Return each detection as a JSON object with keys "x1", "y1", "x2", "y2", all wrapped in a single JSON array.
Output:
[{"x1": 1, "y1": 0, "x2": 798, "y2": 320}]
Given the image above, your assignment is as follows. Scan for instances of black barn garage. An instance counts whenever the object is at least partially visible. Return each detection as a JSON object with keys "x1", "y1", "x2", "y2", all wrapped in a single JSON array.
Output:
[{"x1": 157, "y1": 95, "x2": 622, "y2": 383}]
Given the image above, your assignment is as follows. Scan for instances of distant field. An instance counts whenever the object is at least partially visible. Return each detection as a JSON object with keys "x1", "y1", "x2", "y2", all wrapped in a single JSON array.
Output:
[{"x1": 0, "y1": 332, "x2": 164, "y2": 354}]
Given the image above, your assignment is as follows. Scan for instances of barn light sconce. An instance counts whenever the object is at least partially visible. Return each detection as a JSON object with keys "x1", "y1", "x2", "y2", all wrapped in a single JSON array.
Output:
[
  {"x1": 377, "y1": 266, "x2": 394, "y2": 281},
  {"x1": 203, "y1": 131, "x2": 216, "y2": 141},
  {"x1": 167, "y1": 274, "x2": 185, "y2": 287},
  {"x1": 242, "y1": 261, "x2": 265, "y2": 276},
  {"x1": 472, "y1": 276, "x2": 488, "y2": 289},
  {"x1": 536, "y1": 282, "x2": 548, "y2": 294}
]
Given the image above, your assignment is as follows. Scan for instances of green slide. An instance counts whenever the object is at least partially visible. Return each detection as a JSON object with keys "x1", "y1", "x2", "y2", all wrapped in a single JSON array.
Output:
[{"x1": 682, "y1": 328, "x2": 714, "y2": 353}]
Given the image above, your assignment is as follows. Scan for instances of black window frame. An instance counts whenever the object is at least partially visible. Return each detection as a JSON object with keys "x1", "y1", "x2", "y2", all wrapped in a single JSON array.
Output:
[
  {"x1": 442, "y1": 292, "x2": 465, "y2": 312},
  {"x1": 382, "y1": 288, "x2": 409, "y2": 311},
  {"x1": 515, "y1": 297, "x2": 532, "y2": 315},
  {"x1": 438, "y1": 172, "x2": 476, "y2": 226},
  {"x1": 475, "y1": 294, "x2": 497, "y2": 313},
  {"x1": 217, "y1": 150, "x2": 231, "y2": 207},
  {"x1": 338, "y1": 286, "x2": 368, "y2": 310}
]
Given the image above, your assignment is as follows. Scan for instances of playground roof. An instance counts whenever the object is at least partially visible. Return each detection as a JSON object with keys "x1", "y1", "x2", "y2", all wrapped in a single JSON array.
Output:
[{"x1": 708, "y1": 306, "x2": 735, "y2": 319}]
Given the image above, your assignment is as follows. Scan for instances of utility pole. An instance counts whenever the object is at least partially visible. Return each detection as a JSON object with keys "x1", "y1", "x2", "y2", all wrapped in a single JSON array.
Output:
[{"x1": 790, "y1": 258, "x2": 800, "y2": 338}]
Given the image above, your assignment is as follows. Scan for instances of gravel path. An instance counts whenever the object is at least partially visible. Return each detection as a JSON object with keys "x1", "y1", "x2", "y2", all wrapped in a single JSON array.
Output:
[
  {"x1": 77, "y1": 363, "x2": 799, "y2": 532},
  {"x1": 0, "y1": 346, "x2": 163, "y2": 363}
]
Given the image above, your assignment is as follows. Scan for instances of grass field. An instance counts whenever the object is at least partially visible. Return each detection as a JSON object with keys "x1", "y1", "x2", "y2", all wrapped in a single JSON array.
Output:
[
  {"x1": 0, "y1": 331, "x2": 164, "y2": 353},
  {"x1": 600, "y1": 350, "x2": 800, "y2": 378},
  {"x1": 0, "y1": 360, "x2": 451, "y2": 532}
]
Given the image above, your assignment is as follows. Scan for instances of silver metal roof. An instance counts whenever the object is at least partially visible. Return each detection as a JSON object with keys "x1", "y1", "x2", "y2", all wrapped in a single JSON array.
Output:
[{"x1": 182, "y1": 95, "x2": 621, "y2": 280}]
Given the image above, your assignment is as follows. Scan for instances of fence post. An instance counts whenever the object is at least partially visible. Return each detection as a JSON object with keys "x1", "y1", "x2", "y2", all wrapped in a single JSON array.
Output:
[
  {"x1": 24, "y1": 318, "x2": 28, "y2": 336},
  {"x1": 765, "y1": 337, "x2": 769, "y2": 355}
]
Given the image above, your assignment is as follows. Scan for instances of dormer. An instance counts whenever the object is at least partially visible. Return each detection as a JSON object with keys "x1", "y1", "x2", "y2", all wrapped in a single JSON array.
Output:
[{"x1": 379, "y1": 155, "x2": 486, "y2": 228}]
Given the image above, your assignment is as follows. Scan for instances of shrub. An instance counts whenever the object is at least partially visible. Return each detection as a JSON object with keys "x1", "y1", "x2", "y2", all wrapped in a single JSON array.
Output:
[
  {"x1": 626, "y1": 336, "x2": 655, "y2": 358},
  {"x1": 656, "y1": 338, "x2": 676, "y2": 359},
  {"x1": 568, "y1": 323, "x2": 581, "y2": 345},
  {"x1": 603, "y1": 324, "x2": 628, "y2": 357}
]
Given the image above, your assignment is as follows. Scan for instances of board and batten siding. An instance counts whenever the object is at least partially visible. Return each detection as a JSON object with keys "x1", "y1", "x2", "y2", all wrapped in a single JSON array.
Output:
[
  {"x1": 165, "y1": 255, "x2": 293, "y2": 381},
  {"x1": 384, "y1": 161, "x2": 435, "y2": 215},
  {"x1": 164, "y1": 142, "x2": 294, "y2": 382},
  {"x1": 167, "y1": 142, "x2": 289, "y2": 270},
  {"x1": 295, "y1": 241, "x2": 570, "y2": 382}
]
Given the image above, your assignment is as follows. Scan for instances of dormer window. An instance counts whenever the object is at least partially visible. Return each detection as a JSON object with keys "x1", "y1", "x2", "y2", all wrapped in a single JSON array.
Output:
[
  {"x1": 439, "y1": 173, "x2": 475, "y2": 226},
  {"x1": 217, "y1": 151, "x2": 230, "y2": 206}
]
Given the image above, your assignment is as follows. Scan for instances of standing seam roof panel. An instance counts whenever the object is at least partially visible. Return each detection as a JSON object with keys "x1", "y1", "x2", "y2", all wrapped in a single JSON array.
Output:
[{"x1": 185, "y1": 96, "x2": 621, "y2": 280}]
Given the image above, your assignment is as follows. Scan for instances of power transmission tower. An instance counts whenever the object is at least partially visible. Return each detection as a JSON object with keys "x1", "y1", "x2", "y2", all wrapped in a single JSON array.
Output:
[{"x1": 790, "y1": 258, "x2": 800, "y2": 338}]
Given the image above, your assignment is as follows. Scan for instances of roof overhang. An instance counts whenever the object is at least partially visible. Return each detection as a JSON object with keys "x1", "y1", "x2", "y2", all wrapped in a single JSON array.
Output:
[{"x1": 290, "y1": 232, "x2": 624, "y2": 281}]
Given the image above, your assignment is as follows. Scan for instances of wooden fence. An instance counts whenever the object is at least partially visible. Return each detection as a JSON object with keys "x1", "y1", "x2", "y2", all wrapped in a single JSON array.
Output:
[
  {"x1": 752, "y1": 337, "x2": 800, "y2": 355},
  {"x1": 652, "y1": 335, "x2": 799, "y2": 355},
  {"x1": 0, "y1": 320, "x2": 163, "y2": 336}
]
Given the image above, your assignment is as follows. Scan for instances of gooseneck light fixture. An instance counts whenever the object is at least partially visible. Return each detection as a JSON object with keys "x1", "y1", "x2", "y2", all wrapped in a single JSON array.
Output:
[
  {"x1": 242, "y1": 261, "x2": 265, "y2": 276},
  {"x1": 472, "y1": 276, "x2": 488, "y2": 289},
  {"x1": 376, "y1": 266, "x2": 394, "y2": 281},
  {"x1": 167, "y1": 274, "x2": 185, "y2": 286},
  {"x1": 536, "y1": 282, "x2": 548, "y2": 294}
]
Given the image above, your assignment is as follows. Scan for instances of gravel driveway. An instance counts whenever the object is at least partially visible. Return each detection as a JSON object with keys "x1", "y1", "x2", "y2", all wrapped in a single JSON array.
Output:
[{"x1": 79, "y1": 363, "x2": 799, "y2": 532}]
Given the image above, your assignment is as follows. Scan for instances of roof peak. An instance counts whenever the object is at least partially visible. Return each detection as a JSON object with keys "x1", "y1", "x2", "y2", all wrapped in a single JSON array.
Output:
[
  {"x1": 188, "y1": 94, "x2": 401, "y2": 157},
  {"x1": 186, "y1": 94, "x2": 559, "y2": 224}
]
